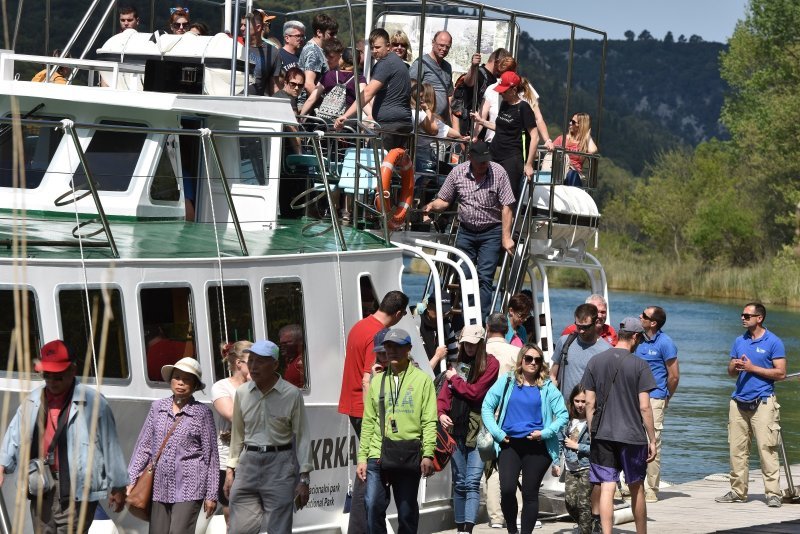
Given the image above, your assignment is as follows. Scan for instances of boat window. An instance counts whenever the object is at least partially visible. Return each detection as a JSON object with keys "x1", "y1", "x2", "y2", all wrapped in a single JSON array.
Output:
[
  {"x1": 359, "y1": 275, "x2": 379, "y2": 318},
  {"x1": 58, "y1": 288, "x2": 129, "y2": 380},
  {"x1": 0, "y1": 118, "x2": 64, "y2": 189},
  {"x1": 237, "y1": 137, "x2": 268, "y2": 185},
  {"x1": 149, "y1": 136, "x2": 180, "y2": 202},
  {"x1": 139, "y1": 286, "x2": 196, "y2": 384},
  {"x1": 208, "y1": 284, "x2": 254, "y2": 382},
  {"x1": 72, "y1": 121, "x2": 147, "y2": 192},
  {"x1": 0, "y1": 288, "x2": 42, "y2": 372},
  {"x1": 263, "y1": 281, "x2": 307, "y2": 389}
]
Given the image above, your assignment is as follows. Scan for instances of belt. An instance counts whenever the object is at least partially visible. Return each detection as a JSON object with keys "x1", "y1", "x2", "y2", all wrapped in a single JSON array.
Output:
[{"x1": 244, "y1": 443, "x2": 292, "y2": 453}]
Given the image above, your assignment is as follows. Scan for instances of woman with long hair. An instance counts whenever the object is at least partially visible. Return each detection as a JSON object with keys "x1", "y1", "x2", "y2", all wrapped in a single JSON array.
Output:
[
  {"x1": 554, "y1": 384, "x2": 593, "y2": 534},
  {"x1": 390, "y1": 30, "x2": 412, "y2": 64},
  {"x1": 210, "y1": 341, "x2": 252, "y2": 525},
  {"x1": 551, "y1": 112, "x2": 598, "y2": 186},
  {"x1": 168, "y1": 9, "x2": 190, "y2": 35},
  {"x1": 482, "y1": 344, "x2": 568, "y2": 534},
  {"x1": 438, "y1": 325, "x2": 499, "y2": 534},
  {"x1": 471, "y1": 71, "x2": 539, "y2": 201},
  {"x1": 128, "y1": 358, "x2": 218, "y2": 533}
]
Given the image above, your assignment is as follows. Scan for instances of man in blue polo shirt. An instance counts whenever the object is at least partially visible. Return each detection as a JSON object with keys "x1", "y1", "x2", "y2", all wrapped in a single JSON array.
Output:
[
  {"x1": 636, "y1": 305, "x2": 679, "y2": 502},
  {"x1": 715, "y1": 302, "x2": 785, "y2": 508}
]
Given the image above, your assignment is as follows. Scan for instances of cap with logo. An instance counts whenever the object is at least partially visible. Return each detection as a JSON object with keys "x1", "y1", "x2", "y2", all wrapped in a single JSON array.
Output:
[
  {"x1": 35, "y1": 340, "x2": 73, "y2": 373},
  {"x1": 459, "y1": 324, "x2": 486, "y2": 344},
  {"x1": 383, "y1": 328, "x2": 412, "y2": 346},
  {"x1": 468, "y1": 141, "x2": 492, "y2": 163},
  {"x1": 373, "y1": 328, "x2": 391, "y2": 353}
]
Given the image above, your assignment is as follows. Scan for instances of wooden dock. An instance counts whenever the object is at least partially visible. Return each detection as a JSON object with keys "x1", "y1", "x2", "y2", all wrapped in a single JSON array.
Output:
[{"x1": 433, "y1": 464, "x2": 800, "y2": 533}]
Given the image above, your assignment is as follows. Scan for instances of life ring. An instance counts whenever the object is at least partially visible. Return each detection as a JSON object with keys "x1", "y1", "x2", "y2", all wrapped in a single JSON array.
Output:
[{"x1": 375, "y1": 148, "x2": 414, "y2": 230}]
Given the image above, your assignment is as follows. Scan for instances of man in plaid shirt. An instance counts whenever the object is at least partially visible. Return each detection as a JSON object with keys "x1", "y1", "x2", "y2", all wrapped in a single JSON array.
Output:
[{"x1": 424, "y1": 141, "x2": 515, "y2": 319}]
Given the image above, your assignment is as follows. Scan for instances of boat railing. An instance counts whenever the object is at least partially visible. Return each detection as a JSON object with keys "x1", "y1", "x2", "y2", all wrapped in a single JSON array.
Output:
[
  {"x1": 0, "y1": 53, "x2": 124, "y2": 87},
  {"x1": 0, "y1": 116, "x2": 394, "y2": 254}
]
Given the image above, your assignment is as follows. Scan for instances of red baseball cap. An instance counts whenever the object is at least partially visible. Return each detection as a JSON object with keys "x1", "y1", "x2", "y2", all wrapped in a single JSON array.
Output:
[
  {"x1": 495, "y1": 71, "x2": 521, "y2": 93},
  {"x1": 35, "y1": 340, "x2": 73, "y2": 373}
]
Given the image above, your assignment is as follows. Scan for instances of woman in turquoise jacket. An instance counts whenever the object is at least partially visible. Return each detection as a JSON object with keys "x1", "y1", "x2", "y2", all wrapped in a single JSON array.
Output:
[{"x1": 481, "y1": 343, "x2": 568, "y2": 534}]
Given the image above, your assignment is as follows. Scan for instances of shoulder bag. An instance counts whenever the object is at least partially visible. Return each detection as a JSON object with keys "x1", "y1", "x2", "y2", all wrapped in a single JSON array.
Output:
[
  {"x1": 477, "y1": 375, "x2": 513, "y2": 462},
  {"x1": 28, "y1": 392, "x2": 71, "y2": 496},
  {"x1": 378, "y1": 370, "x2": 422, "y2": 473},
  {"x1": 126, "y1": 415, "x2": 182, "y2": 521}
]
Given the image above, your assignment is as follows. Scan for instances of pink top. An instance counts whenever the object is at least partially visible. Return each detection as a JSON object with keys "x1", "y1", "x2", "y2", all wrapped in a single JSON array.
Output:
[{"x1": 552, "y1": 135, "x2": 584, "y2": 172}]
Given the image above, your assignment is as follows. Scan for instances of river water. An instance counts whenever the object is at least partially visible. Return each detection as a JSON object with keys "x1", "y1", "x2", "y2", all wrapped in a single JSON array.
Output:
[{"x1": 403, "y1": 277, "x2": 800, "y2": 485}]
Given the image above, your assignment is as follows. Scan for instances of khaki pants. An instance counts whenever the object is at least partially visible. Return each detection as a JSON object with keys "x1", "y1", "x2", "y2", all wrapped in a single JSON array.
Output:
[
  {"x1": 646, "y1": 398, "x2": 667, "y2": 493},
  {"x1": 727, "y1": 397, "x2": 782, "y2": 499},
  {"x1": 485, "y1": 467, "x2": 522, "y2": 526}
]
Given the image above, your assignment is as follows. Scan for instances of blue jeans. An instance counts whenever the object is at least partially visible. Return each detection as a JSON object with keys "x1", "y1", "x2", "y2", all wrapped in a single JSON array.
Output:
[
  {"x1": 450, "y1": 439, "x2": 484, "y2": 524},
  {"x1": 455, "y1": 224, "x2": 502, "y2": 319},
  {"x1": 364, "y1": 458, "x2": 421, "y2": 534}
]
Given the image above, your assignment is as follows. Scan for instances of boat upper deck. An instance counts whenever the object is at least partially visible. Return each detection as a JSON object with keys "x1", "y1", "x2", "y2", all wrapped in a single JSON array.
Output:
[{"x1": 0, "y1": 215, "x2": 389, "y2": 261}]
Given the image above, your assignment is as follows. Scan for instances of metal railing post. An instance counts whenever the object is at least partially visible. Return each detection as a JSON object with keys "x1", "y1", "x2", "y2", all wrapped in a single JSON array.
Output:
[
  {"x1": 205, "y1": 133, "x2": 249, "y2": 256},
  {"x1": 62, "y1": 122, "x2": 119, "y2": 258},
  {"x1": 309, "y1": 132, "x2": 348, "y2": 251}
]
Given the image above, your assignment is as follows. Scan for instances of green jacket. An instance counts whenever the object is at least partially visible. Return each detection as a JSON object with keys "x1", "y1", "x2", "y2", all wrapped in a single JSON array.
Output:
[{"x1": 358, "y1": 363, "x2": 438, "y2": 462}]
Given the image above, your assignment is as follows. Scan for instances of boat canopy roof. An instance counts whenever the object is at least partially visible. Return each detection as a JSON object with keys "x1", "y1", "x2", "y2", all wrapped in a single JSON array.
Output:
[{"x1": 96, "y1": 29, "x2": 248, "y2": 65}]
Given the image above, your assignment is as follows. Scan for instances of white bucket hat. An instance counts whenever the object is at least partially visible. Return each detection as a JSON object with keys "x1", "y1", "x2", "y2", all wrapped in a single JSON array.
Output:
[{"x1": 161, "y1": 357, "x2": 205, "y2": 390}]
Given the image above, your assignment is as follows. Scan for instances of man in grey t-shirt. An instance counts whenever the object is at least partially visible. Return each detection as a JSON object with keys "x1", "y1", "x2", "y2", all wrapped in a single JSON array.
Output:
[
  {"x1": 550, "y1": 303, "x2": 611, "y2": 403},
  {"x1": 409, "y1": 30, "x2": 454, "y2": 125},
  {"x1": 582, "y1": 318, "x2": 656, "y2": 534},
  {"x1": 334, "y1": 28, "x2": 411, "y2": 150}
]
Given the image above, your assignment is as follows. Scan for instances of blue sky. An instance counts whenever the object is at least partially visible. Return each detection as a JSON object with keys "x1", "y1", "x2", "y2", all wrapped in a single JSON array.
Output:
[{"x1": 482, "y1": 0, "x2": 748, "y2": 43}]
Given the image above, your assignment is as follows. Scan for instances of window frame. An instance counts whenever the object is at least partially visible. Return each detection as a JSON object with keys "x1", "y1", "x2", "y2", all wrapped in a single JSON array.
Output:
[
  {"x1": 55, "y1": 283, "x2": 131, "y2": 385},
  {"x1": 261, "y1": 277, "x2": 309, "y2": 390},
  {"x1": 0, "y1": 284, "x2": 44, "y2": 377}
]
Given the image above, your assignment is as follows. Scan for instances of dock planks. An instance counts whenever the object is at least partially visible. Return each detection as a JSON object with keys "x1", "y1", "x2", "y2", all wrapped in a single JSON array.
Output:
[{"x1": 434, "y1": 464, "x2": 800, "y2": 533}]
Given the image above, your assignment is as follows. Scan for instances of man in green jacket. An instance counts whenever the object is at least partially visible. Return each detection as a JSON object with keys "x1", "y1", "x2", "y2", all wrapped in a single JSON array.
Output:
[{"x1": 356, "y1": 328, "x2": 437, "y2": 533}]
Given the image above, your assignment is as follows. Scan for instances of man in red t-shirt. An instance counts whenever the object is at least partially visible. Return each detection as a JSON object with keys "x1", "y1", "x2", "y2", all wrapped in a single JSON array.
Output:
[
  {"x1": 338, "y1": 290, "x2": 409, "y2": 433},
  {"x1": 278, "y1": 323, "x2": 306, "y2": 388},
  {"x1": 561, "y1": 293, "x2": 618, "y2": 346}
]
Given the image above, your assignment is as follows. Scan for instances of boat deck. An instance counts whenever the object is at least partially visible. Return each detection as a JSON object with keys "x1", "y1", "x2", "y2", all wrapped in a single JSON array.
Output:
[
  {"x1": 0, "y1": 216, "x2": 389, "y2": 260},
  {"x1": 435, "y1": 464, "x2": 800, "y2": 534}
]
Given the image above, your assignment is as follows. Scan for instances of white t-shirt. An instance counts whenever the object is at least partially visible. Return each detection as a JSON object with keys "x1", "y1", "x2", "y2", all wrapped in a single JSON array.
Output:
[
  {"x1": 211, "y1": 378, "x2": 240, "y2": 468},
  {"x1": 411, "y1": 109, "x2": 450, "y2": 152}
]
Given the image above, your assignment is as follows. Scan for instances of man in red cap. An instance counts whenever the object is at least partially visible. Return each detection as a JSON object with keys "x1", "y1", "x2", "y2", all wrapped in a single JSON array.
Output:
[{"x1": 0, "y1": 340, "x2": 128, "y2": 531}]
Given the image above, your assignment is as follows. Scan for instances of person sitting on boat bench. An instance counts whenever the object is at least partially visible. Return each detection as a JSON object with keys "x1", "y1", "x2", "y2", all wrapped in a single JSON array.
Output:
[
  {"x1": 118, "y1": 5, "x2": 139, "y2": 32},
  {"x1": 240, "y1": 10, "x2": 282, "y2": 96},
  {"x1": 423, "y1": 141, "x2": 515, "y2": 320}
]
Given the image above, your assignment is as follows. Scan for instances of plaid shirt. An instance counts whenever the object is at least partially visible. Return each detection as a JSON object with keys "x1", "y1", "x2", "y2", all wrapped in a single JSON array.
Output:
[{"x1": 436, "y1": 161, "x2": 515, "y2": 231}]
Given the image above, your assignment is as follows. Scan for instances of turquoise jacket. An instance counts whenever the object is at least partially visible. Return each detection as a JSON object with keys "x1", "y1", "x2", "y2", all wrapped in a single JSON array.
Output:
[{"x1": 481, "y1": 372, "x2": 568, "y2": 464}]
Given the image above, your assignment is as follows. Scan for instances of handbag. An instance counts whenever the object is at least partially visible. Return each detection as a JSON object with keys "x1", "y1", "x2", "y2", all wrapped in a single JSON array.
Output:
[
  {"x1": 28, "y1": 390, "x2": 71, "y2": 497},
  {"x1": 477, "y1": 375, "x2": 513, "y2": 462},
  {"x1": 377, "y1": 370, "x2": 421, "y2": 473},
  {"x1": 126, "y1": 416, "x2": 182, "y2": 521},
  {"x1": 432, "y1": 424, "x2": 457, "y2": 472}
]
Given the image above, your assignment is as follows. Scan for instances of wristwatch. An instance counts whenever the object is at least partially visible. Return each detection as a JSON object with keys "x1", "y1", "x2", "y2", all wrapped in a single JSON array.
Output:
[{"x1": 299, "y1": 475, "x2": 311, "y2": 486}]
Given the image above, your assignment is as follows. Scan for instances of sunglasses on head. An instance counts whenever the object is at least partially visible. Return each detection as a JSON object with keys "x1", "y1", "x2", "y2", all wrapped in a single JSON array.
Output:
[{"x1": 523, "y1": 355, "x2": 543, "y2": 364}]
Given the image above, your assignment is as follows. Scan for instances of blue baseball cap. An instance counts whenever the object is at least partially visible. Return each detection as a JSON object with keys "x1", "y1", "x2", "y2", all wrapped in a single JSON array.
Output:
[
  {"x1": 373, "y1": 328, "x2": 390, "y2": 353},
  {"x1": 244, "y1": 339, "x2": 279, "y2": 359},
  {"x1": 383, "y1": 328, "x2": 412, "y2": 346}
]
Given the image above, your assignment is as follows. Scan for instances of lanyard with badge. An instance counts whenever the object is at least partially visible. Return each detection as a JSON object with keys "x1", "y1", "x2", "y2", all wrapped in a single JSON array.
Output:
[{"x1": 387, "y1": 368, "x2": 406, "y2": 434}]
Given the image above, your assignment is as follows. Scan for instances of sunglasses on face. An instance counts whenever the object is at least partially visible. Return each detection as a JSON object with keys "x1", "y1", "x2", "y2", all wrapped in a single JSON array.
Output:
[
  {"x1": 523, "y1": 355, "x2": 543, "y2": 364},
  {"x1": 569, "y1": 119, "x2": 578, "y2": 125},
  {"x1": 287, "y1": 81, "x2": 303, "y2": 88},
  {"x1": 641, "y1": 311, "x2": 652, "y2": 321},
  {"x1": 391, "y1": 42, "x2": 407, "y2": 48},
  {"x1": 172, "y1": 22, "x2": 188, "y2": 29},
  {"x1": 574, "y1": 320, "x2": 597, "y2": 331},
  {"x1": 741, "y1": 313, "x2": 761, "y2": 320},
  {"x1": 42, "y1": 372, "x2": 68, "y2": 381}
]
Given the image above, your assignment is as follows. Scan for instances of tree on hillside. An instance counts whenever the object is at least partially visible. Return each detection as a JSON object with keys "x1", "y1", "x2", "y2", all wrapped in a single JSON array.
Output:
[
  {"x1": 624, "y1": 30, "x2": 635, "y2": 41},
  {"x1": 689, "y1": 34, "x2": 704, "y2": 43},
  {"x1": 720, "y1": 0, "x2": 800, "y2": 249},
  {"x1": 664, "y1": 31, "x2": 674, "y2": 44},
  {"x1": 678, "y1": 34, "x2": 687, "y2": 43},
  {"x1": 637, "y1": 30, "x2": 654, "y2": 41}
]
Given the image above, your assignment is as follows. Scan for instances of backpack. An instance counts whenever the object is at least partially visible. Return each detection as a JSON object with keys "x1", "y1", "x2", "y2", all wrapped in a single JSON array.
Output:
[{"x1": 316, "y1": 71, "x2": 349, "y2": 120}]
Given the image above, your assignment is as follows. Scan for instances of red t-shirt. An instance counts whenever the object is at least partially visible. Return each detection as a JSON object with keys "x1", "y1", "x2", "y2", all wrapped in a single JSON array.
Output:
[
  {"x1": 561, "y1": 322, "x2": 618, "y2": 346},
  {"x1": 43, "y1": 389, "x2": 71, "y2": 471},
  {"x1": 146, "y1": 339, "x2": 191, "y2": 381},
  {"x1": 338, "y1": 315, "x2": 384, "y2": 418},
  {"x1": 283, "y1": 355, "x2": 305, "y2": 389}
]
